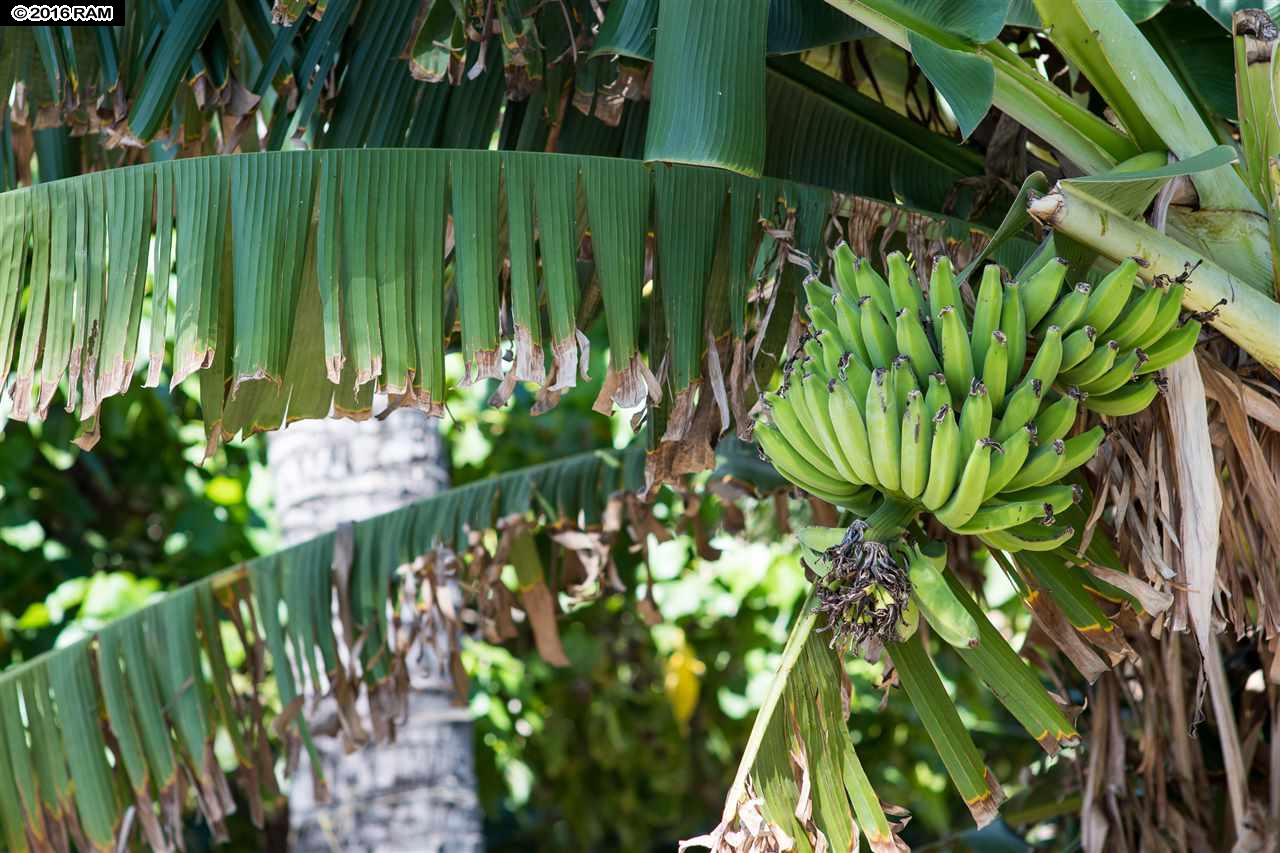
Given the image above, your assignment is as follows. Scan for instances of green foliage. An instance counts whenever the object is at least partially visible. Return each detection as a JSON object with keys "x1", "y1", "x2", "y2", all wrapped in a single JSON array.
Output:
[
  {"x1": 469, "y1": 582, "x2": 763, "y2": 851},
  {"x1": 0, "y1": 382, "x2": 267, "y2": 667},
  {"x1": 441, "y1": 317, "x2": 625, "y2": 486}
]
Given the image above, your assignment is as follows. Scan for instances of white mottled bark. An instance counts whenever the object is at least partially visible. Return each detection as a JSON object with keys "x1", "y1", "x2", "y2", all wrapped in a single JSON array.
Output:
[{"x1": 268, "y1": 408, "x2": 483, "y2": 853}]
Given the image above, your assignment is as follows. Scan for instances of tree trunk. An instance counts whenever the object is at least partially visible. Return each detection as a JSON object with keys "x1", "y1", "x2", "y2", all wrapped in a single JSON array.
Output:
[{"x1": 268, "y1": 408, "x2": 484, "y2": 852}]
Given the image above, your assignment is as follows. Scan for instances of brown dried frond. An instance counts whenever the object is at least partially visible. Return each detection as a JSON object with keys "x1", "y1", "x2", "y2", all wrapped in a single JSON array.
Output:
[{"x1": 1087, "y1": 346, "x2": 1280, "y2": 645}]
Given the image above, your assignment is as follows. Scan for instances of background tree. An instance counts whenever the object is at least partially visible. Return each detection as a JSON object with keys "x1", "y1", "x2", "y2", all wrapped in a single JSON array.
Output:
[{"x1": 268, "y1": 410, "x2": 483, "y2": 852}]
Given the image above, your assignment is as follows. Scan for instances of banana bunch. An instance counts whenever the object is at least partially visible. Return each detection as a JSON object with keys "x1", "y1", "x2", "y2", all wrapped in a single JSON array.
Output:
[{"x1": 757, "y1": 246, "x2": 1201, "y2": 553}]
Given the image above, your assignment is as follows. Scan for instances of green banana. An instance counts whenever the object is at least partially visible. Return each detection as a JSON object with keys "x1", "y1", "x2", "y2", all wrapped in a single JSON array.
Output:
[
  {"x1": 1004, "y1": 439, "x2": 1067, "y2": 492},
  {"x1": 896, "y1": 307, "x2": 942, "y2": 380},
  {"x1": 804, "y1": 277, "x2": 840, "y2": 333},
  {"x1": 801, "y1": 338, "x2": 824, "y2": 374},
  {"x1": 892, "y1": 354, "x2": 919, "y2": 412},
  {"x1": 759, "y1": 249, "x2": 1179, "y2": 541},
  {"x1": 804, "y1": 333, "x2": 843, "y2": 379},
  {"x1": 928, "y1": 257, "x2": 966, "y2": 330},
  {"x1": 860, "y1": 295, "x2": 897, "y2": 368},
  {"x1": 756, "y1": 423, "x2": 857, "y2": 496},
  {"x1": 810, "y1": 485, "x2": 880, "y2": 513},
  {"x1": 797, "y1": 372, "x2": 862, "y2": 486},
  {"x1": 983, "y1": 423, "x2": 1034, "y2": 500},
  {"x1": 804, "y1": 275, "x2": 835, "y2": 306},
  {"x1": 765, "y1": 454, "x2": 849, "y2": 503},
  {"x1": 783, "y1": 370, "x2": 824, "y2": 441},
  {"x1": 828, "y1": 380, "x2": 880, "y2": 486},
  {"x1": 921, "y1": 405, "x2": 961, "y2": 511},
  {"x1": 854, "y1": 257, "x2": 897, "y2": 325},
  {"x1": 887, "y1": 252, "x2": 925, "y2": 318},
  {"x1": 821, "y1": 330, "x2": 850, "y2": 378},
  {"x1": 1059, "y1": 325, "x2": 1097, "y2": 371},
  {"x1": 1086, "y1": 380, "x2": 1160, "y2": 416},
  {"x1": 1103, "y1": 284, "x2": 1162, "y2": 350},
  {"x1": 925, "y1": 371, "x2": 951, "y2": 414},
  {"x1": 1058, "y1": 425, "x2": 1107, "y2": 477},
  {"x1": 995, "y1": 378, "x2": 1043, "y2": 441},
  {"x1": 971, "y1": 266, "x2": 1004, "y2": 370},
  {"x1": 938, "y1": 304, "x2": 975, "y2": 403},
  {"x1": 1019, "y1": 257, "x2": 1069, "y2": 330},
  {"x1": 1036, "y1": 282, "x2": 1090, "y2": 337},
  {"x1": 906, "y1": 545, "x2": 980, "y2": 648},
  {"x1": 983, "y1": 524, "x2": 1076, "y2": 553},
  {"x1": 1000, "y1": 281, "x2": 1027, "y2": 388},
  {"x1": 1022, "y1": 324, "x2": 1063, "y2": 392},
  {"x1": 1060, "y1": 339, "x2": 1119, "y2": 387},
  {"x1": 982, "y1": 330, "x2": 1009, "y2": 412},
  {"x1": 900, "y1": 390, "x2": 932, "y2": 499},
  {"x1": 832, "y1": 293, "x2": 873, "y2": 367},
  {"x1": 839, "y1": 350, "x2": 874, "y2": 403},
  {"x1": 952, "y1": 497, "x2": 1060, "y2": 535},
  {"x1": 1131, "y1": 282, "x2": 1185, "y2": 351},
  {"x1": 1137, "y1": 320, "x2": 1201, "y2": 374},
  {"x1": 766, "y1": 390, "x2": 843, "y2": 479},
  {"x1": 805, "y1": 311, "x2": 843, "y2": 353},
  {"x1": 933, "y1": 439, "x2": 1000, "y2": 529},
  {"x1": 865, "y1": 367, "x2": 902, "y2": 493},
  {"x1": 958, "y1": 379, "x2": 992, "y2": 456},
  {"x1": 832, "y1": 242, "x2": 860, "y2": 302},
  {"x1": 1032, "y1": 389, "x2": 1081, "y2": 445},
  {"x1": 1082, "y1": 258, "x2": 1138, "y2": 333},
  {"x1": 1079, "y1": 348, "x2": 1146, "y2": 396},
  {"x1": 1006, "y1": 483, "x2": 1083, "y2": 514}
]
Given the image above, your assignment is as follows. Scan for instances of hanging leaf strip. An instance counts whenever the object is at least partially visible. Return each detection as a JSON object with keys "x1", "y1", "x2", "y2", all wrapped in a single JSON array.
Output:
[{"x1": 0, "y1": 149, "x2": 846, "y2": 451}]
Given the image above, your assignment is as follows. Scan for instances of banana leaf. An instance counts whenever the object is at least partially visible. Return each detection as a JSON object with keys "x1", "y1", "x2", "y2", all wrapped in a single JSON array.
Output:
[{"x1": 0, "y1": 446, "x2": 645, "y2": 850}]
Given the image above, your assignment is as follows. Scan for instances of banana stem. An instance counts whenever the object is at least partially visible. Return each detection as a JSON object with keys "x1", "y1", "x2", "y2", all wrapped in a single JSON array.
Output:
[
  {"x1": 863, "y1": 497, "x2": 920, "y2": 541},
  {"x1": 1029, "y1": 187, "x2": 1280, "y2": 377}
]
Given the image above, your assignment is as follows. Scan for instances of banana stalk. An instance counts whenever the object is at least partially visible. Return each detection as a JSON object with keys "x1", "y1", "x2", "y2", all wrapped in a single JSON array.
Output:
[
  {"x1": 1232, "y1": 11, "x2": 1280, "y2": 208},
  {"x1": 717, "y1": 501, "x2": 920, "y2": 839}
]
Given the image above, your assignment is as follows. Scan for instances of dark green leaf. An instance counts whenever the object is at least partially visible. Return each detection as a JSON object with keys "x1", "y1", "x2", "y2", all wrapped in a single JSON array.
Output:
[
  {"x1": 644, "y1": 0, "x2": 768, "y2": 174},
  {"x1": 906, "y1": 32, "x2": 994, "y2": 139}
]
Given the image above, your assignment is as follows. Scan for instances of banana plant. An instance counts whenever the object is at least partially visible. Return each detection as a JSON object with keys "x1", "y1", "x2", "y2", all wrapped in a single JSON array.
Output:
[
  {"x1": 0, "y1": 2, "x2": 1208, "y2": 849},
  {"x1": 694, "y1": 245, "x2": 1181, "y2": 849},
  {"x1": 824, "y1": 0, "x2": 1280, "y2": 377}
]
